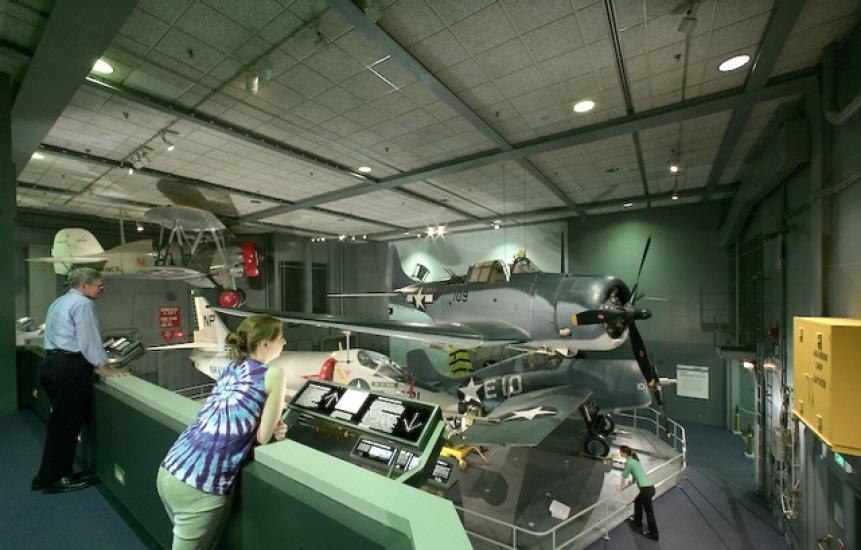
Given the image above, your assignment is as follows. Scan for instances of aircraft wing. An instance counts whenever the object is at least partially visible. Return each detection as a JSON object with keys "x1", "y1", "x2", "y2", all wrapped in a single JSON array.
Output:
[
  {"x1": 211, "y1": 307, "x2": 530, "y2": 347},
  {"x1": 449, "y1": 385, "x2": 592, "y2": 447},
  {"x1": 26, "y1": 256, "x2": 107, "y2": 264}
]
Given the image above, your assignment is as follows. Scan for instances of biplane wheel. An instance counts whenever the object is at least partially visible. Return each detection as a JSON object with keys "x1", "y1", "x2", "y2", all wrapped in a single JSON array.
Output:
[
  {"x1": 583, "y1": 434, "x2": 610, "y2": 458},
  {"x1": 218, "y1": 289, "x2": 245, "y2": 308}
]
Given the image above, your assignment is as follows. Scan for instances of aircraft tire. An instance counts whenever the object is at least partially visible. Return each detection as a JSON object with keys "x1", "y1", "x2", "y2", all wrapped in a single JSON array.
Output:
[{"x1": 583, "y1": 434, "x2": 610, "y2": 458}]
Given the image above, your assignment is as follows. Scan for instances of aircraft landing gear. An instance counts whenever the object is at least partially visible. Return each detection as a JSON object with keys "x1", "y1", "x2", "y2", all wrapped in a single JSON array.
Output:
[{"x1": 580, "y1": 401, "x2": 613, "y2": 458}]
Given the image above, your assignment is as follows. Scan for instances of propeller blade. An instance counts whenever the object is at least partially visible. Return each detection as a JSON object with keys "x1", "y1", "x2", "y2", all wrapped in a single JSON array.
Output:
[
  {"x1": 573, "y1": 309, "x2": 626, "y2": 325},
  {"x1": 629, "y1": 236, "x2": 652, "y2": 305},
  {"x1": 628, "y1": 321, "x2": 655, "y2": 384}
]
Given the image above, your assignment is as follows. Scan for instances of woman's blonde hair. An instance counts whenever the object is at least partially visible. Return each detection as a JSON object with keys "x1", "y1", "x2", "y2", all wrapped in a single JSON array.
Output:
[{"x1": 225, "y1": 315, "x2": 283, "y2": 361}]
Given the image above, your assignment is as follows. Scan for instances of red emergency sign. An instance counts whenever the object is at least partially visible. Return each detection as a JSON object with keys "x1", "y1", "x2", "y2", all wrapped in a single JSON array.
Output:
[{"x1": 158, "y1": 306, "x2": 181, "y2": 329}]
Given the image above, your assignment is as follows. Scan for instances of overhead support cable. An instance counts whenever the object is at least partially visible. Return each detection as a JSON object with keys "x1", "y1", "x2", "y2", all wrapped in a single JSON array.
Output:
[
  {"x1": 35, "y1": 143, "x2": 406, "y2": 232},
  {"x1": 326, "y1": 0, "x2": 585, "y2": 216},
  {"x1": 241, "y1": 70, "x2": 812, "y2": 222},
  {"x1": 700, "y1": 0, "x2": 804, "y2": 202},
  {"x1": 604, "y1": 0, "x2": 651, "y2": 207}
]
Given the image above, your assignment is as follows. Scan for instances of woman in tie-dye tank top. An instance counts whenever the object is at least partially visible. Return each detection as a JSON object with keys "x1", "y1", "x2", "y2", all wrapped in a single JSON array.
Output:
[{"x1": 156, "y1": 315, "x2": 287, "y2": 550}]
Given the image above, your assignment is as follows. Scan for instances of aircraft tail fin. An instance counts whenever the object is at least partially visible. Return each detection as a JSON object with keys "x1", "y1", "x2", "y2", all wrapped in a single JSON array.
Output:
[
  {"x1": 38, "y1": 229, "x2": 107, "y2": 275},
  {"x1": 192, "y1": 295, "x2": 229, "y2": 349},
  {"x1": 406, "y1": 348, "x2": 463, "y2": 390},
  {"x1": 390, "y1": 246, "x2": 414, "y2": 289}
]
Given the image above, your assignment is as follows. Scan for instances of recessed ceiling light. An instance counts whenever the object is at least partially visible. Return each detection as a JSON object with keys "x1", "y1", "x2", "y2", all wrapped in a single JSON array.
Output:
[
  {"x1": 357, "y1": 166, "x2": 372, "y2": 173},
  {"x1": 669, "y1": 162, "x2": 680, "y2": 174},
  {"x1": 573, "y1": 99, "x2": 595, "y2": 113},
  {"x1": 623, "y1": 202, "x2": 634, "y2": 208},
  {"x1": 718, "y1": 54, "x2": 750, "y2": 73},
  {"x1": 92, "y1": 58, "x2": 114, "y2": 75},
  {"x1": 31, "y1": 152, "x2": 45, "y2": 160},
  {"x1": 671, "y1": 192, "x2": 680, "y2": 201}
]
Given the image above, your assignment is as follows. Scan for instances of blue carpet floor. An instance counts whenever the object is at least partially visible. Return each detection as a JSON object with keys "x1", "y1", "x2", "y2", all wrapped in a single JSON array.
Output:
[
  {"x1": 587, "y1": 421, "x2": 788, "y2": 550},
  {"x1": 2, "y1": 411, "x2": 787, "y2": 550},
  {"x1": 0, "y1": 410, "x2": 147, "y2": 550}
]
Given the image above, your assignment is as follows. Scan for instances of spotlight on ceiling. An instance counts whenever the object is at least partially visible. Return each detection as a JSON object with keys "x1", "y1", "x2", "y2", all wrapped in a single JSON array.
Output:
[
  {"x1": 436, "y1": 226, "x2": 446, "y2": 237},
  {"x1": 128, "y1": 167, "x2": 134, "y2": 175},
  {"x1": 671, "y1": 192, "x2": 680, "y2": 201},
  {"x1": 357, "y1": 166, "x2": 372, "y2": 173},
  {"x1": 135, "y1": 222, "x2": 144, "y2": 233},
  {"x1": 573, "y1": 99, "x2": 595, "y2": 113},
  {"x1": 403, "y1": 230, "x2": 411, "y2": 235},
  {"x1": 718, "y1": 54, "x2": 751, "y2": 73},
  {"x1": 669, "y1": 162, "x2": 680, "y2": 174},
  {"x1": 623, "y1": 202, "x2": 634, "y2": 209},
  {"x1": 161, "y1": 132, "x2": 175, "y2": 152},
  {"x1": 338, "y1": 234, "x2": 346, "y2": 241},
  {"x1": 92, "y1": 58, "x2": 114, "y2": 75},
  {"x1": 245, "y1": 68, "x2": 260, "y2": 94},
  {"x1": 362, "y1": 234, "x2": 367, "y2": 240},
  {"x1": 426, "y1": 226, "x2": 434, "y2": 237},
  {"x1": 31, "y1": 152, "x2": 45, "y2": 160}
]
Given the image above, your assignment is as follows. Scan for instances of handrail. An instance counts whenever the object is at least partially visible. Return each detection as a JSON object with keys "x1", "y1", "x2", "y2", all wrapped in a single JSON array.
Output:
[{"x1": 454, "y1": 407, "x2": 686, "y2": 548}]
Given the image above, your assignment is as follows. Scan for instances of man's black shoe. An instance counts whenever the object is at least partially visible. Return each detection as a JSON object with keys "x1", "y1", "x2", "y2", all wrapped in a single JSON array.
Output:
[
  {"x1": 71, "y1": 469, "x2": 97, "y2": 483},
  {"x1": 30, "y1": 476, "x2": 46, "y2": 491},
  {"x1": 42, "y1": 476, "x2": 95, "y2": 494},
  {"x1": 643, "y1": 531, "x2": 659, "y2": 541}
]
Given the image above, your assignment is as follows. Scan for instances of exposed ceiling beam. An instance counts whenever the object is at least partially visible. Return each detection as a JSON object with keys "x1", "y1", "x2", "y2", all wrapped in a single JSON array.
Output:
[
  {"x1": 16, "y1": 180, "x2": 160, "y2": 210},
  {"x1": 326, "y1": 0, "x2": 586, "y2": 216},
  {"x1": 35, "y1": 143, "x2": 406, "y2": 232},
  {"x1": 0, "y1": 38, "x2": 33, "y2": 65},
  {"x1": 700, "y1": 0, "x2": 804, "y2": 202},
  {"x1": 242, "y1": 70, "x2": 812, "y2": 222},
  {"x1": 370, "y1": 182, "x2": 738, "y2": 240},
  {"x1": 10, "y1": 0, "x2": 137, "y2": 177},
  {"x1": 84, "y1": 76, "x2": 477, "y2": 221},
  {"x1": 605, "y1": 0, "x2": 651, "y2": 207}
]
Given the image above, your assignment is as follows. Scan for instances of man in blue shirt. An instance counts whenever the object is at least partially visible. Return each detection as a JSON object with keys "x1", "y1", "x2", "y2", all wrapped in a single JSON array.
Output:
[{"x1": 32, "y1": 267, "x2": 125, "y2": 493}]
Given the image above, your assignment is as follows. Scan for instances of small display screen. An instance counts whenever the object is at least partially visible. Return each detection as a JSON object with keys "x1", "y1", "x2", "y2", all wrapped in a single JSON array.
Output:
[
  {"x1": 353, "y1": 438, "x2": 395, "y2": 466},
  {"x1": 431, "y1": 460, "x2": 453, "y2": 483}
]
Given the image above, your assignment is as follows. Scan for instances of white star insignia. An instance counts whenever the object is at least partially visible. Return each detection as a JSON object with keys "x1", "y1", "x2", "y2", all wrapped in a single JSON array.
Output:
[
  {"x1": 458, "y1": 377, "x2": 483, "y2": 404},
  {"x1": 406, "y1": 287, "x2": 434, "y2": 311},
  {"x1": 505, "y1": 406, "x2": 556, "y2": 421}
]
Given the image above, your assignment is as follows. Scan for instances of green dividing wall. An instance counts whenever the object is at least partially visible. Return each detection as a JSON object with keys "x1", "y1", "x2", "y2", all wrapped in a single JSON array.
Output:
[{"x1": 67, "y1": 373, "x2": 469, "y2": 549}]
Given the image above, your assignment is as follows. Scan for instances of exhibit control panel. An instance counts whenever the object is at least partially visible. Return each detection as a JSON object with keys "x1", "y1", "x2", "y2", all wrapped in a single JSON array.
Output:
[
  {"x1": 104, "y1": 337, "x2": 145, "y2": 368},
  {"x1": 284, "y1": 380, "x2": 454, "y2": 489}
]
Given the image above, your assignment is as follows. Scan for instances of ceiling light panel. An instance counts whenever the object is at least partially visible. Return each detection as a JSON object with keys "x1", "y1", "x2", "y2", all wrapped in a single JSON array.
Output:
[
  {"x1": 322, "y1": 190, "x2": 469, "y2": 229},
  {"x1": 623, "y1": 2, "x2": 775, "y2": 111},
  {"x1": 260, "y1": 208, "x2": 391, "y2": 236},
  {"x1": 772, "y1": 4, "x2": 861, "y2": 76}
]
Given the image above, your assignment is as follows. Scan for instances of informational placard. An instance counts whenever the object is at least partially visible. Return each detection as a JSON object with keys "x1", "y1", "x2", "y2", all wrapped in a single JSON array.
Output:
[
  {"x1": 290, "y1": 381, "x2": 437, "y2": 445},
  {"x1": 676, "y1": 365, "x2": 709, "y2": 399},
  {"x1": 158, "y1": 306, "x2": 181, "y2": 329}
]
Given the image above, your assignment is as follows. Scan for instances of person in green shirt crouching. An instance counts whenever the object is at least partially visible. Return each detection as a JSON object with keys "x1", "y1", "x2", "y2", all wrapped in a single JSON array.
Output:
[{"x1": 618, "y1": 444, "x2": 659, "y2": 541}]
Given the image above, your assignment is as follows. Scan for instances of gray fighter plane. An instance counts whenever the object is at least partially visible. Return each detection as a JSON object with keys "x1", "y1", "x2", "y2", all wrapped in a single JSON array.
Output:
[{"x1": 214, "y1": 238, "x2": 664, "y2": 411}]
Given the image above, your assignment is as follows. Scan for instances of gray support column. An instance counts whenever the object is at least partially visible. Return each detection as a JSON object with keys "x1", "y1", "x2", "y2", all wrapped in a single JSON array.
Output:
[
  {"x1": 303, "y1": 241, "x2": 313, "y2": 314},
  {"x1": 806, "y1": 82, "x2": 828, "y2": 316},
  {"x1": 0, "y1": 73, "x2": 17, "y2": 414}
]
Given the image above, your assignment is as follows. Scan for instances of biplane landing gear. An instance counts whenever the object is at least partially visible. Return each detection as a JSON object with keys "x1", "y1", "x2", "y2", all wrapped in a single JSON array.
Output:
[
  {"x1": 580, "y1": 400, "x2": 613, "y2": 458},
  {"x1": 218, "y1": 289, "x2": 246, "y2": 308}
]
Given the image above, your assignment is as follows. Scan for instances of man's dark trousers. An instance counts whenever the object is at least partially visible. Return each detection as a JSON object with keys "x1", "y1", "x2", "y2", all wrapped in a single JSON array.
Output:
[{"x1": 36, "y1": 353, "x2": 93, "y2": 483}]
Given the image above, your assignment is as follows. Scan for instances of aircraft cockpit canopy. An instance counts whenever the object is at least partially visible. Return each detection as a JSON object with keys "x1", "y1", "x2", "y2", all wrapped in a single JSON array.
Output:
[
  {"x1": 466, "y1": 260, "x2": 510, "y2": 283},
  {"x1": 356, "y1": 349, "x2": 406, "y2": 382},
  {"x1": 511, "y1": 256, "x2": 541, "y2": 274}
]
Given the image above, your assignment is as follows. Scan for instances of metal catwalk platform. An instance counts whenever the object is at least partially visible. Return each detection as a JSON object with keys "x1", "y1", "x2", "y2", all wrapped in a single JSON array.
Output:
[{"x1": 444, "y1": 408, "x2": 686, "y2": 549}]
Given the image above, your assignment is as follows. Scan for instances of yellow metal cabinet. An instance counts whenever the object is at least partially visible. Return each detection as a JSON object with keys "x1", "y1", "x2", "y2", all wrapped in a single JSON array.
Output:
[{"x1": 792, "y1": 317, "x2": 861, "y2": 456}]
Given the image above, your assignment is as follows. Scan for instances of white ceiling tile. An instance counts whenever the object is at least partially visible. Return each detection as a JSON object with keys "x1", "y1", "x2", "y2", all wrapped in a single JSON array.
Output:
[
  {"x1": 380, "y1": 0, "x2": 446, "y2": 47},
  {"x1": 450, "y1": 2, "x2": 518, "y2": 55},
  {"x1": 522, "y1": 13, "x2": 585, "y2": 61}
]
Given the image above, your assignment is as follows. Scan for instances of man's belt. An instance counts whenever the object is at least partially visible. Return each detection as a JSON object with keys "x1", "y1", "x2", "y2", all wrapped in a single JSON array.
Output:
[{"x1": 46, "y1": 349, "x2": 82, "y2": 356}]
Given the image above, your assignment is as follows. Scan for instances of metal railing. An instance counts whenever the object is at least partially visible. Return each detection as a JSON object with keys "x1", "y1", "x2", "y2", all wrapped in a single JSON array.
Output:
[{"x1": 454, "y1": 408, "x2": 687, "y2": 549}]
